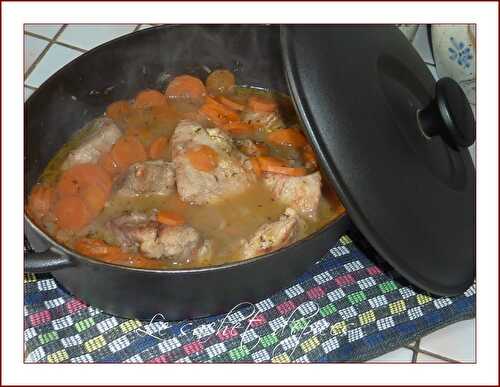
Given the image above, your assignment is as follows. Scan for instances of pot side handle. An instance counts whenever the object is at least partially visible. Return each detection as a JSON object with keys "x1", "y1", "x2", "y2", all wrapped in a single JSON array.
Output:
[{"x1": 24, "y1": 247, "x2": 74, "y2": 273}]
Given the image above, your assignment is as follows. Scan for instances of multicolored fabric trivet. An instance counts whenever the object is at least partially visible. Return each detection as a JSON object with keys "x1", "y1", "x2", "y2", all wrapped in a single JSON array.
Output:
[{"x1": 24, "y1": 233, "x2": 475, "y2": 363}]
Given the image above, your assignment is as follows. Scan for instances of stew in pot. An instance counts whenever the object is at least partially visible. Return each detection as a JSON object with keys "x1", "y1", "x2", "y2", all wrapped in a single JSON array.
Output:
[{"x1": 27, "y1": 69, "x2": 345, "y2": 269}]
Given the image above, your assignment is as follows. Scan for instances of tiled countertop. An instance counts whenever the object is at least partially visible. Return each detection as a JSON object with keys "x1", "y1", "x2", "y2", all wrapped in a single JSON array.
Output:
[{"x1": 24, "y1": 23, "x2": 476, "y2": 363}]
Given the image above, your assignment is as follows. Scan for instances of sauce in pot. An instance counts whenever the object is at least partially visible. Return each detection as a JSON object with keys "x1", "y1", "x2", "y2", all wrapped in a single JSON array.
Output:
[{"x1": 27, "y1": 70, "x2": 345, "y2": 269}]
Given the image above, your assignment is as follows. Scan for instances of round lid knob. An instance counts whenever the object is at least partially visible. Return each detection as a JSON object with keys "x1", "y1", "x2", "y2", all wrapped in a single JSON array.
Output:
[{"x1": 418, "y1": 77, "x2": 476, "y2": 149}]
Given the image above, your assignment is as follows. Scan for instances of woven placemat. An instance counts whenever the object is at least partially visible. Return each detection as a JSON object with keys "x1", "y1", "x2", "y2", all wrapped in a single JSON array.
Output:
[{"x1": 24, "y1": 233, "x2": 475, "y2": 363}]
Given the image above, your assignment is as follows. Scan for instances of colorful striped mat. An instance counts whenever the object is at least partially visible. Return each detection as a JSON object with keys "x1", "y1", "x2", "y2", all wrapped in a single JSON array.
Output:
[{"x1": 24, "y1": 233, "x2": 475, "y2": 363}]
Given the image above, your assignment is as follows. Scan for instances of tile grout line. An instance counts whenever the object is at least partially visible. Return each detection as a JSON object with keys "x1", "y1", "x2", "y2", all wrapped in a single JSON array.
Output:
[
  {"x1": 24, "y1": 24, "x2": 68, "y2": 81},
  {"x1": 415, "y1": 347, "x2": 462, "y2": 363},
  {"x1": 25, "y1": 31, "x2": 87, "y2": 54},
  {"x1": 410, "y1": 339, "x2": 420, "y2": 363}
]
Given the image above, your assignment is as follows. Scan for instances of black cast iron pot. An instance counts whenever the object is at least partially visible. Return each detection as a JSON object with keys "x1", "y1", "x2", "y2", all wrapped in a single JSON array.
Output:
[
  {"x1": 25, "y1": 24, "x2": 475, "y2": 321},
  {"x1": 24, "y1": 25, "x2": 352, "y2": 320}
]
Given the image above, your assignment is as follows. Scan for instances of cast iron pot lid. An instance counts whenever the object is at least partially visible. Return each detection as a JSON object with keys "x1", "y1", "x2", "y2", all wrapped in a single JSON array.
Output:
[{"x1": 280, "y1": 25, "x2": 475, "y2": 296}]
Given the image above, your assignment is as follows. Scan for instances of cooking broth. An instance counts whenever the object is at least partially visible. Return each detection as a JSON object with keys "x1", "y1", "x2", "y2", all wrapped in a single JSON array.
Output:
[{"x1": 27, "y1": 70, "x2": 345, "y2": 269}]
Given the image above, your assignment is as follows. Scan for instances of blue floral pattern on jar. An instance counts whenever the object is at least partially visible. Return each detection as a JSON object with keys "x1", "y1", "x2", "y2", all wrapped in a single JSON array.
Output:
[{"x1": 448, "y1": 37, "x2": 473, "y2": 68}]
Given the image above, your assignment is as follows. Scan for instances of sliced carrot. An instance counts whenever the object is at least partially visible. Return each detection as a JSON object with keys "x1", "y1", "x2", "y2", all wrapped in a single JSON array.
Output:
[
  {"x1": 185, "y1": 145, "x2": 219, "y2": 172},
  {"x1": 74, "y1": 238, "x2": 130, "y2": 261},
  {"x1": 248, "y1": 96, "x2": 278, "y2": 113},
  {"x1": 74, "y1": 238, "x2": 112, "y2": 257},
  {"x1": 199, "y1": 104, "x2": 227, "y2": 126},
  {"x1": 27, "y1": 185, "x2": 54, "y2": 220},
  {"x1": 205, "y1": 69, "x2": 236, "y2": 94},
  {"x1": 217, "y1": 96, "x2": 245, "y2": 111},
  {"x1": 106, "y1": 100, "x2": 132, "y2": 123},
  {"x1": 110, "y1": 135, "x2": 148, "y2": 172},
  {"x1": 150, "y1": 104, "x2": 180, "y2": 126},
  {"x1": 263, "y1": 165, "x2": 307, "y2": 176},
  {"x1": 121, "y1": 108, "x2": 148, "y2": 131},
  {"x1": 57, "y1": 164, "x2": 112, "y2": 198},
  {"x1": 149, "y1": 136, "x2": 169, "y2": 159},
  {"x1": 165, "y1": 75, "x2": 207, "y2": 100},
  {"x1": 205, "y1": 96, "x2": 240, "y2": 121},
  {"x1": 181, "y1": 110, "x2": 207, "y2": 124},
  {"x1": 254, "y1": 156, "x2": 307, "y2": 176},
  {"x1": 99, "y1": 151, "x2": 120, "y2": 176},
  {"x1": 53, "y1": 195, "x2": 92, "y2": 231},
  {"x1": 250, "y1": 157, "x2": 262, "y2": 178},
  {"x1": 80, "y1": 184, "x2": 108, "y2": 217},
  {"x1": 134, "y1": 89, "x2": 167, "y2": 108},
  {"x1": 267, "y1": 128, "x2": 307, "y2": 148},
  {"x1": 156, "y1": 211, "x2": 186, "y2": 226},
  {"x1": 222, "y1": 121, "x2": 255, "y2": 134}
]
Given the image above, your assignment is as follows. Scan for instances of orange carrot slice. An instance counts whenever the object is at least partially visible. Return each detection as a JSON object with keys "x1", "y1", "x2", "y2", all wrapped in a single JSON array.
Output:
[
  {"x1": 204, "y1": 96, "x2": 240, "y2": 121},
  {"x1": 106, "y1": 100, "x2": 132, "y2": 123},
  {"x1": 149, "y1": 136, "x2": 169, "y2": 159},
  {"x1": 250, "y1": 157, "x2": 262, "y2": 178},
  {"x1": 134, "y1": 89, "x2": 167, "y2": 108},
  {"x1": 222, "y1": 121, "x2": 255, "y2": 134},
  {"x1": 255, "y1": 156, "x2": 307, "y2": 176},
  {"x1": 217, "y1": 96, "x2": 245, "y2": 111},
  {"x1": 27, "y1": 185, "x2": 54, "y2": 220},
  {"x1": 99, "y1": 151, "x2": 120, "y2": 176},
  {"x1": 165, "y1": 75, "x2": 206, "y2": 100},
  {"x1": 74, "y1": 238, "x2": 112, "y2": 257},
  {"x1": 74, "y1": 238, "x2": 130, "y2": 261},
  {"x1": 80, "y1": 184, "x2": 108, "y2": 217},
  {"x1": 57, "y1": 164, "x2": 112, "y2": 198},
  {"x1": 263, "y1": 165, "x2": 307, "y2": 176},
  {"x1": 267, "y1": 128, "x2": 307, "y2": 148},
  {"x1": 156, "y1": 211, "x2": 186, "y2": 226},
  {"x1": 199, "y1": 104, "x2": 227, "y2": 126},
  {"x1": 205, "y1": 69, "x2": 236, "y2": 94},
  {"x1": 248, "y1": 96, "x2": 278, "y2": 112},
  {"x1": 185, "y1": 145, "x2": 219, "y2": 172},
  {"x1": 53, "y1": 195, "x2": 92, "y2": 231},
  {"x1": 110, "y1": 135, "x2": 148, "y2": 172}
]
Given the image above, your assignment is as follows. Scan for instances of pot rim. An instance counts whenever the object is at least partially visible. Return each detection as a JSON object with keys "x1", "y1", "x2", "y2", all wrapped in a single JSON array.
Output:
[
  {"x1": 25, "y1": 211, "x2": 349, "y2": 274},
  {"x1": 24, "y1": 22, "x2": 349, "y2": 275}
]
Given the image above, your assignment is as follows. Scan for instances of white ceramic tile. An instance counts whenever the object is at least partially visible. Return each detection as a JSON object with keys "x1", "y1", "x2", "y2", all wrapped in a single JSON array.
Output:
[
  {"x1": 25, "y1": 43, "x2": 81, "y2": 88},
  {"x1": 469, "y1": 144, "x2": 476, "y2": 166},
  {"x1": 420, "y1": 319, "x2": 475, "y2": 362},
  {"x1": 398, "y1": 24, "x2": 419, "y2": 42},
  {"x1": 24, "y1": 35, "x2": 48, "y2": 73},
  {"x1": 25, "y1": 24, "x2": 62, "y2": 39},
  {"x1": 57, "y1": 24, "x2": 136, "y2": 50},
  {"x1": 412, "y1": 24, "x2": 434, "y2": 64},
  {"x1": 416, "y1": 353, "x2": 448, "y2": 363},
  {"x1": 427, "y1": 64, "x2": 438, "y2": 80},
  {"x1": 24, "y1": 87, "x2": 35, "y2": 101},
  {"x1": 367, "y1": 347, "x2": 413, "y2": 362},
  {"x1": 138, "y1": 24, "x2": 156, "y2": 31}
]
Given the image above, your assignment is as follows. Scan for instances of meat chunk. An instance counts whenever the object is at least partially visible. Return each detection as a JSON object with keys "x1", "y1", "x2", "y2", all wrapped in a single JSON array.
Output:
[
  {"x1": 171, "y1": 120, "x2": 256, "y2": 205},
  {"x1": 242, "y1": 208, "x2": 301, "y2": 259},
  {"x1": 264, "y1": 172, "x2": 321, "y2": 220},
  {"x1": 114, "y1": 160, "x2": 176, "y2": 197},
  {"x1": 62, "y1": 117, "x2": 122, "y2": 170},
  {"x1": 240, "y1": 110, "x2": 284, "y2": 131},
  {"x1": 108, "y1": 212, "x2": 212, "y2": 263}
]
